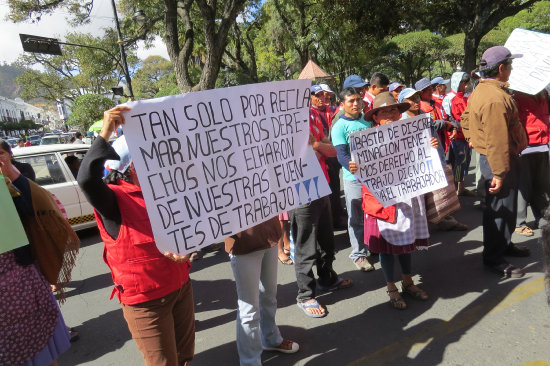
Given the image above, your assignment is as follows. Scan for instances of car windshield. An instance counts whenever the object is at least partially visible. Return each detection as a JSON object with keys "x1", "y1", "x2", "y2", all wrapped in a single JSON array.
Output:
[{"x1": 41, "y1": 137, "x2": 60, "y2": 145}]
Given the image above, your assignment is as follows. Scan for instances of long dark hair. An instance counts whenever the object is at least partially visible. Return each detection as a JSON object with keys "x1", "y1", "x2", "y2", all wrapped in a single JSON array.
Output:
[
  {"x1": 103, "y1": 169, "x2": 133, "y2": 185},
  {"x1": 0, "y1": 138, "x2": 13, "y2": 155}
]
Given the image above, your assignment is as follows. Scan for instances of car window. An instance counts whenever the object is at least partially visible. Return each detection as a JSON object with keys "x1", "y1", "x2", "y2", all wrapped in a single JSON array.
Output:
[
  {"x1": 61, "y1": 150, "x2": 88, "y2": 179},
  {"x1": 18, "y1": 153, "x2": 67, "y2": 186}
]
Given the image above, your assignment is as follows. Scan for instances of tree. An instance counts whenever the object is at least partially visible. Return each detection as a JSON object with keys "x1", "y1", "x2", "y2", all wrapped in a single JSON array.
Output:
[
  {"x1": 67, "y1": 94, "x2": 115, "y2": 131},
  {"x1": 132, "y1": 56, "x2": 175, "y2": 99},
  {"x1": 417, "y1": 0, "x2": 543, "y2": 72},
  {"x1": 14, "y1": 31, "x2": 137, "y2": 103},
  {"x1": 379, "y1": 30, "x2": 450, "y2": 86},
  {"x1": 7, "y1": 0, "x2": 247, "y2": 92}
]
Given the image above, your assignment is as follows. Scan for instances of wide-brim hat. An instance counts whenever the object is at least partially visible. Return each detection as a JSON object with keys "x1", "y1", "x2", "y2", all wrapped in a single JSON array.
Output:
[{"x1": 364, "y1": 92, "x2": 410, "y2": 121}]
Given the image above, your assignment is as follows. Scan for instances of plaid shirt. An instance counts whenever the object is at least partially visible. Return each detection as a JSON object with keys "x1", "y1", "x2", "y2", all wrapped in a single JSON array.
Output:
[{"x1": 377, "y1": 196, "x2": 429, "y2": 246}]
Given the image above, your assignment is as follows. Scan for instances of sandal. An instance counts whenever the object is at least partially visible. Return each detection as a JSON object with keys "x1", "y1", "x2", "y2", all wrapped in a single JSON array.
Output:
[
  {"x1": 387, "y1": 289, "x2": 407, "y2": 310},
  {"x1": 514, "y1": 225, "x2": 534, "y2": 237},
  {"x1": 283, "y1": 248, "x2": 291, "y2": 256},
  {"x1": 297, "y1": 299, "x2": 327, "y2": 318},
  {"x1": 278, "y1": 255, "x2": 294, "y2": 265},
  {"x1": 402, "y1": 282, "x2": 429, "y2": 301},
  {"x1": 317, "y1": 277, "x2": 353, "y2": 292}
]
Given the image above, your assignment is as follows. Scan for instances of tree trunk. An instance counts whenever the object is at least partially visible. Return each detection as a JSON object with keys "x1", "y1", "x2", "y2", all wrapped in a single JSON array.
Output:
[{"x1": 463, "y1": 32, "x2": 481, "y2": 73}]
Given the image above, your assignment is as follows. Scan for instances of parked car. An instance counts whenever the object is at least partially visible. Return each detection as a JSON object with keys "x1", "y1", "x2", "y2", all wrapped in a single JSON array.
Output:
[
  {"x1": 13, "y1": 144, "x2": 95, "y2": 231},
  {"x1": 28, "y1": 135, "x2": 41, "y2": 146},
  {"x1": 40, "y1": 135, "x2": 69, "y2": 145},
  {"x1": 6, "y1": 137, "x2": 17, "y2": 148}
]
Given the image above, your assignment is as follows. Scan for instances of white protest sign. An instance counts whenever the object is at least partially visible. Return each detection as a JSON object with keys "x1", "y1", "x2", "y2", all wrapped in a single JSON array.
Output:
[
  {"x1": 122, "y1": 80, "x2": 331, "y2": 254},
  {"x1": 505, "y1": 28, "x2": 550, "y2": 95},
  {"x1": 349, "y1": 113, "x2": 447, "y2": 207}
]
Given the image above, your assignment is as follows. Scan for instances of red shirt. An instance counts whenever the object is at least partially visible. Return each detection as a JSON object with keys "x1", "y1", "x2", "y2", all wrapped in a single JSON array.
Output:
[
  {"x1": 451, "y1": 92, "x2": 468, "y2": 140},
  {"x1": 309, "y1": 106, "x2": 332, "y2": 183},
  {"x1": 514, "y1": 91, "x2": 550, "y2": 146}
]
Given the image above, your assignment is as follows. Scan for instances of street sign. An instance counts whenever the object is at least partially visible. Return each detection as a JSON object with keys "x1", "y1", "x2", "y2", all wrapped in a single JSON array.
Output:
[{"x1": 20, "y1": 33, "x2": 63, "y2": 56}]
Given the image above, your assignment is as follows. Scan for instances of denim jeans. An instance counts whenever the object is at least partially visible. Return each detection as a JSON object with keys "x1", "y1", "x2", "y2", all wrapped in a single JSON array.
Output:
[
  {"x1": 229, "y1": 246, "x2": 283, "y2": 366},
  {"x1": 290, "y1": 196, "x2": 337, "y2": 302},
  {"x1": 343, "y1": 179, "x2": 368, "y2": 261}
]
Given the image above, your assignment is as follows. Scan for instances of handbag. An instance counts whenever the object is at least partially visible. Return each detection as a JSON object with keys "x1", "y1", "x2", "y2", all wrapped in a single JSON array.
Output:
[{"x1": 425, "y1": 164, "x2": 460, "y2": 224}]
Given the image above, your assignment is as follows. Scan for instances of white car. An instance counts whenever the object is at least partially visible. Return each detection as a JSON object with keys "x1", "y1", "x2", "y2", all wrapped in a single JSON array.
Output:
[{"x1": 13, "y1": 144, "x2": 96, "y2": 231}]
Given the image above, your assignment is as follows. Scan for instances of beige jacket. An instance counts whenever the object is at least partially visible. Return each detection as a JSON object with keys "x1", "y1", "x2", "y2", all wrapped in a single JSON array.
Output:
[{"x1": 461, "y1": 79, "x2": 528, "y2": 179}]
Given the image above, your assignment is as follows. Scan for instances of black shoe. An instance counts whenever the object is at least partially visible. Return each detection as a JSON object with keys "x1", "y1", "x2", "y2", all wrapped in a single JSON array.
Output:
[
  {"x1": 504, "y1": 244, "x2": 530, "y2": 257},
  {"x1": 485, "y1": 262, "x2": 524, "y2": 278}
]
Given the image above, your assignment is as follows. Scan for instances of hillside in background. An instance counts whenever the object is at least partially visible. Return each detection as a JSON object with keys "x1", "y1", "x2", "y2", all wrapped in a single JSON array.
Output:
[{"x1": 0, "y1": 63, "x2": 24, "y2": 99}]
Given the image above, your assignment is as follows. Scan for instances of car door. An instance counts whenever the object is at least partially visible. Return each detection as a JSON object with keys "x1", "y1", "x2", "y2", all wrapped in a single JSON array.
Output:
[{"x1": 59, "y1": 149, "x2": 95, "y2": 222}]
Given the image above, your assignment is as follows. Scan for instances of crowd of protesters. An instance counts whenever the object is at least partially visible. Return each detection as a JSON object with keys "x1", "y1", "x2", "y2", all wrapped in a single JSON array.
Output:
[{"x1": 2, "y1": 43, "x2": 549, "y2": 366}]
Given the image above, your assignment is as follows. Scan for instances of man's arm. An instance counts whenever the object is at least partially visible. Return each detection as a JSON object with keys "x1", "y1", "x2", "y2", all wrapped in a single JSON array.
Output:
[{"x1": 312, "y1": 137, "x2": 337, "y2": 158}]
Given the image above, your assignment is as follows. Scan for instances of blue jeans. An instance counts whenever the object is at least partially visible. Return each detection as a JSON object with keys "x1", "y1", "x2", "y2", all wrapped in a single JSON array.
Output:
[
  {"x1": 344, "y1": 179, "x2": 368, "y2": 261},
  {"x1": 229, "y1": 246, "x2": 283, "y2": 366}
]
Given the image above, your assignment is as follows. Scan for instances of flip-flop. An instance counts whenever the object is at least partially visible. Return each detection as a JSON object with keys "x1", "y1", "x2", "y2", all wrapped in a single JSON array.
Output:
[
  {"x1": 514, "y1": 225, "x2": 534, "y2": 236},
  {"x1": 297, "y1": 299, "x2": 327, "y2": 318},
  {"x1": 317, "y1": 277, "x2": 353, "y2": 292},
  {"x1": 278, "y1": 256, "x2": 293, "y2": 265}
]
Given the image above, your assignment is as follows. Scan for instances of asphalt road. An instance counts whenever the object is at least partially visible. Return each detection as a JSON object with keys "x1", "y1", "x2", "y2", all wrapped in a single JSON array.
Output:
[{"x1": 58, "y1": 174, "x2": 550, "y2": 366}]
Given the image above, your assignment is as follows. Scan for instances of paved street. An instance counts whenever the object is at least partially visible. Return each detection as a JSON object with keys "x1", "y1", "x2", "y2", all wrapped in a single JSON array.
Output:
[{"x1": 58, "y1": 174, "x2": 550, "y2": 366}]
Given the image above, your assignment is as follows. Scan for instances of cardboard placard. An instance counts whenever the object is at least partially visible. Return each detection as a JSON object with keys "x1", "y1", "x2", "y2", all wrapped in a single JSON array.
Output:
[{"x1": 123, "y1": 80, "x2": 331, "y2": 254}]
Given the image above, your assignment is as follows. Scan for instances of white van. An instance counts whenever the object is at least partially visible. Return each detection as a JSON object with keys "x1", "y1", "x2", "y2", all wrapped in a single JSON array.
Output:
[{"x1": 13, "y1": 144, "x2": 96, "y2": 231}]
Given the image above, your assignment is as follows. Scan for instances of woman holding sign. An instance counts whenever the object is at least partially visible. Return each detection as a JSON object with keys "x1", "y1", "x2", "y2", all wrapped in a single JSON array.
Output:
[
  {"x1": 350, "y1": 93, "x2": 437, "y2": 310},
  {"x1": 1, "y1": 138, "x2": 77, "y2": 366},
  {"x1": 77, "y1": 106, "x2": 195, "y2": 366}
]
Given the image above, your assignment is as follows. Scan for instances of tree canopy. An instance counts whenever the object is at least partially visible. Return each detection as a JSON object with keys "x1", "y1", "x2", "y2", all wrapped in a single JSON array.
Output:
[
  {"x1": 67, "y1": 94, "x2": 115, "y2": 131},
  {"x1": 6, "y1": 0, "x2": 547, "y2": 99}
]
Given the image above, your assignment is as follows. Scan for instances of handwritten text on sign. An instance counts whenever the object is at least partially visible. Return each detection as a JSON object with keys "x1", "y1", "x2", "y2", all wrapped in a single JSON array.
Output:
[
  {"x1": 349, "y1": 114, "x2": 447, "y2": 207},
  {"x1": 122, "y1": 80, "x2": 331, "y2": 254},
  {"x1": 505, "y1": 28, "x2": 550, "y2": 95}
]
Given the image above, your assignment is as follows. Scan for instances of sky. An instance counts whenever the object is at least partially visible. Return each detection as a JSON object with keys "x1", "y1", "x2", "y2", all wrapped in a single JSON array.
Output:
[{"x1": 0, "y1": 1, "x2": 169, "y2": 65}]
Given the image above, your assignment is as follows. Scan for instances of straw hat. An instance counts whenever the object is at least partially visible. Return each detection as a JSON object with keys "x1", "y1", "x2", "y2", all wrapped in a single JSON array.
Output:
[{"x1": 364, "y1": 92, "x2": 410, "y2": 121}]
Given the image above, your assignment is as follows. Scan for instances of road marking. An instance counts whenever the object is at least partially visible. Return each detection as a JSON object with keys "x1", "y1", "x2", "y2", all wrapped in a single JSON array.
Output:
[{"x1": 347, "y1": 277, "x2": 545, "y2": 366}]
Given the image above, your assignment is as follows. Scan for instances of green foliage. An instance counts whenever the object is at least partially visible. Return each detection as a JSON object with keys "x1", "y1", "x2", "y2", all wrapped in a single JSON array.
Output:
[
  {"x1": 14, "y1": 31, "x2": 138, "y2": 103},
  {"x1": 133, "y1": 56, "x2": 175, "y2": 99},
  {"x1": 67, "y1": 94, "x2": 115, "y2": 131},
  {"x1": 379, "y1": 31, "x2": 451, "y2": 85},
  {"x1": 0, "y1": 120, "x2": 42, "y2": 134}
]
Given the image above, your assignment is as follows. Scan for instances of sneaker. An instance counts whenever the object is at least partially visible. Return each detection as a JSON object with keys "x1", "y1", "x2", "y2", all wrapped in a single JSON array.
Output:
[
  {"x1": 354, "y1": 257, "x2": 374, "y2": 272},
  {"x1": 263, "y1": 339, "x2": 300, "y2": 353}
]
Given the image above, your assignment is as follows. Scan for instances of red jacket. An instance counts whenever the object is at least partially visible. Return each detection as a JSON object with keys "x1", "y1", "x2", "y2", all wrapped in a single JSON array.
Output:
[
  {"x1": 421, "y1": 100, "x2": 450, "y2": 152},
  {"x1": 309, "y1": 106, "x2": 332, "y2": 182},
  {"x1": 451, "y1": 92, "x2": 468, "y2": 140},
  {"x1": 361, "y1": 185, "x2": 396, "y2": 224},
  {"x1": 95, "y1": 180, "x2": 190, "y2": 305},
  {"x1": 514, "y1": 91, "x2": 550, "y2": 146}
]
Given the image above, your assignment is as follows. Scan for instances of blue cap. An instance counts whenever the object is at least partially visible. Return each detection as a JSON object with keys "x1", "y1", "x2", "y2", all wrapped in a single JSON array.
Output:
[
  {"x1": 414, "y1": 77, "x2": 432, "y2": 91},
  {"x1": 311, "y1": 84, "x2": 323, "y2": 94},
  {"x1": 389, "y1": 82, "x2": 403, "y2": 92},
  {"x1": 343, "y1": 74, "x2": 368, "y2": 89},
  {"x1": 431, "y1": 76, "x2": 450, "y2": 85},
  {"x1": 104, "y1": 135, "x2": 132, "y2": 173},
  {"x1": 398, "y1": 88, "x2": 420, "y2": 103}
]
